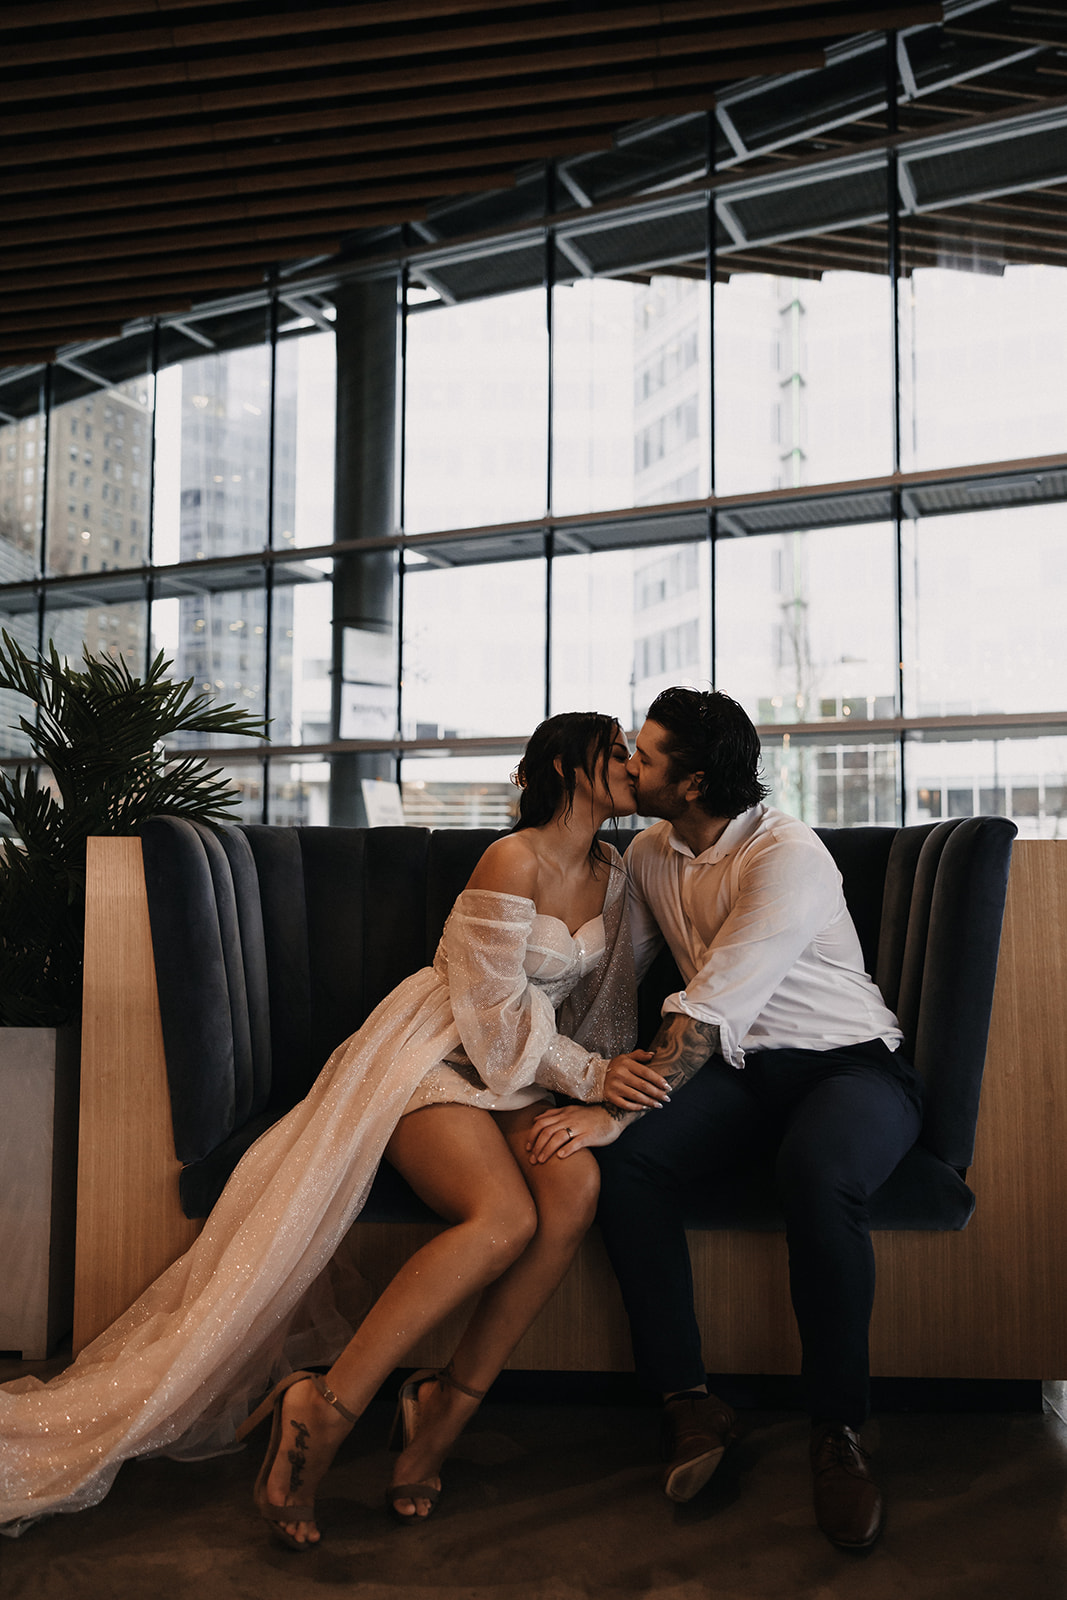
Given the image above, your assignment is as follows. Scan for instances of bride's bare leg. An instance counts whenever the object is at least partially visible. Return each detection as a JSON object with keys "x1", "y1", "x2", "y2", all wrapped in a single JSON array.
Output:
[
  {"x1": 262, "y1": 1105, "x2": 538, "y2": 1544},
  {"x1": 391, "y1": 1100, "x2": 599, "y2": 1518}
]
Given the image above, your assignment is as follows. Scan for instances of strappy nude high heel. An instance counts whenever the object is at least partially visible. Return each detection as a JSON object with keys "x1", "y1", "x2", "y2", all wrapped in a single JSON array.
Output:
[
  {"x1": 387, "y1": 1362, "x2": 487, "y2": 1524},
  {"x1": 236, "y1": 1370, "x2": 358, "y2": 1551}
]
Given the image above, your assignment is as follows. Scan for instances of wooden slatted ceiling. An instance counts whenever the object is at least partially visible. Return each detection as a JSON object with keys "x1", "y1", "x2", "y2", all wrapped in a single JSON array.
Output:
[
  {"x1": 0, "y1": 0, "x2": 948, "y2": 366},
  {"x1": 1, "y1": 1, "x2": 1063, "y2": 368}
]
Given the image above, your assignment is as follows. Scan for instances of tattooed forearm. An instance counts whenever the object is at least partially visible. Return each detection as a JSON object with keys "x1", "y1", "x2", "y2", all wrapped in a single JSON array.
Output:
[
  {"x1": 649, "y1": 1015, "x2": 720, "y2": 1090},
  {"x1": 604, "y1": 1015, "x2": 720, "y2": 1124}
]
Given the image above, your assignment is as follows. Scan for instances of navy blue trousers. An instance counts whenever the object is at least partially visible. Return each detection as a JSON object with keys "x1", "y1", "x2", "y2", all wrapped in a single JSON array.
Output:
[{"x1": 595, "y1": 1038, "x2": 923, "y2": 1427}]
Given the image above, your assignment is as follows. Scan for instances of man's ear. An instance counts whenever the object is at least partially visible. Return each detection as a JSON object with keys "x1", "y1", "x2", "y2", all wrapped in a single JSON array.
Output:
[{"x1": 683, "y1": 771, "x2": 704, "y2": 803}]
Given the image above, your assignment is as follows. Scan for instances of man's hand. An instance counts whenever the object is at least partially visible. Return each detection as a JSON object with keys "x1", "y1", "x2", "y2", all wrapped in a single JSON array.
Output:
[
  {"x1": 603, "y1": 1049, "x2": 671, "y2": 1111},
  {"x1": 526, "y1": 1103, "x2": 622, "y2": 1162}
]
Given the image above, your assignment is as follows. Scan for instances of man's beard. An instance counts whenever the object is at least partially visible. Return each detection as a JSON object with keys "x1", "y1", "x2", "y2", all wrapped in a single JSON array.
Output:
[{"x1": 632, "y1": 782, "x2": 687, "y2": 821}]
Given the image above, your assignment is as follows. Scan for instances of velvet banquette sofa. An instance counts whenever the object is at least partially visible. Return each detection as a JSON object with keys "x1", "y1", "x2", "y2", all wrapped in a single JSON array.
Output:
[
  {"x1": 77, "y1": 811, "x2": 1067, "y2": 1381},
  {"x1": 138, "y1": 815, "x2": 1014, "y2": 1230}
]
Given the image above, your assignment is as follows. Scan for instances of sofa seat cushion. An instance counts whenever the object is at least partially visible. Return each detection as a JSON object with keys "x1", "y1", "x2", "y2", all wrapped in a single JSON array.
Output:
[{"x1": 679, "y1": 1143, "x2": 975, "y2": 1232}]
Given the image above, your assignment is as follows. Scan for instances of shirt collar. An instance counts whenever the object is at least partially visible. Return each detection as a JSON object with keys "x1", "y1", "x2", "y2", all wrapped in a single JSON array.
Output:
[{"x1": 666, "y1": 804, "x2": 764, "y2": 865}]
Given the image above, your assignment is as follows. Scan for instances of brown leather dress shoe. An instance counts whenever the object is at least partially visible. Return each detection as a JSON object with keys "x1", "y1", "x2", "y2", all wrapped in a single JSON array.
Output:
[
  {"x1": 661, "y1": 1391, "x2": 738, "y2": 1502},
  {"x1": 810, "y1": 1422, "x2": 884, "y2": 1549}
]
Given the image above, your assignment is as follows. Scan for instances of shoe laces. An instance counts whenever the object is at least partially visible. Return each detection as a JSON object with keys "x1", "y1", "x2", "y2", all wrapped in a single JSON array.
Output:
[{"x1": 815, "y1": 1426, "x2": 870, "y2": 1471}]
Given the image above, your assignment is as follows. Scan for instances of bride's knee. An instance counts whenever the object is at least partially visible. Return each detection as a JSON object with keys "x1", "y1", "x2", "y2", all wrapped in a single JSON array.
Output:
[
  {"x1": 477, "y1": 1191, "x2": 539, "y2": 1273},
  {"x1": 534, "y1": 1154, "x2": 600, "y2": 1242}
]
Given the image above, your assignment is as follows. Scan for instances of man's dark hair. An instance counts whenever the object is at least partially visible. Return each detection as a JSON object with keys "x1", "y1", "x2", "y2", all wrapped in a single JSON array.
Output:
[{"x1": 646, "y1": 686, "x2": 769, "y2": 818}]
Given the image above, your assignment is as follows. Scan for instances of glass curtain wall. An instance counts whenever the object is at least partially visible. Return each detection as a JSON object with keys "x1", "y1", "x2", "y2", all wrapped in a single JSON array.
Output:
[{"x1": 2, "y1": 33, "x2": 1066, "y2": 836}]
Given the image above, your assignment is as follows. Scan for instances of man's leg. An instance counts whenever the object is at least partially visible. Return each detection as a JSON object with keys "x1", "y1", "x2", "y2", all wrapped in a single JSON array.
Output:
[
  {"x1": 770, "y1": 1043, "x2": 923, "y2": 1547},
  {"x1": 596, "y1": 1057, "x2": 769, "y2": 1499}
]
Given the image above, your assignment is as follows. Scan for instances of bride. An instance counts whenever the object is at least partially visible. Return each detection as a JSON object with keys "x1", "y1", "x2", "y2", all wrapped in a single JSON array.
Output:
[{"x1": 1, "y1": 710, "x2": 669, "y2": 1546}]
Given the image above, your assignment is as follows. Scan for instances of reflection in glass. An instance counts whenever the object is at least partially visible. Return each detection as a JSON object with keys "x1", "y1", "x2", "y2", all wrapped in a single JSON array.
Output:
[
  {"x1": 901, "y1": 504, "x2": 1067, "y2": 718},
  {"x1": 45, "y1": 376, "x2": 153, "y2": 580},
  {"x1": 171, "y1": 583, "x2": 268, "y2": 748},
  {"x1": 273, "y1": 332, "x2": 336, "y2": 549},
  {"x1": 400, "y1": 752, "x2": 520, "y2": 829},
  {"x1": 401, "y1": 557, "x2": 545, "y2": 738},
  {"x1": 761, "y1": 732, "x2": 899, "y2": 827},
  {"x1": 270, "y1": 570, "x2": 332, "y2": 746},
  {"x1": 212, "y1": 761, "x2": 266, "y2": 825},
  {"x1": 716, "y1": 524, "x2": 897, "y2": 727},
  {"x1": 269, "y1": 757, "x2": 331, "y2": 826},
  {"x1": 550, "y1": 546, "x2": 638, "y2": 726},
  {"x1": 404, "y1": 290, "x2": 548, "y2": 534},
  {"x1": 715, "y1": 269, "x2": 892, "y2": 497},
  {"x1": 552, "y1": 541, "x2": 711, "y2": 728},
  {"x1": 899, "y1": 223, "x2": 1067, "y2": 472},
  {"x1": 43, "y1": 593, "x2": 147, "y2": 674},
  {"x1": 1, "y1": 400, "x2": 44, "y2": 585},
  {"x1": 0, "y1": 606, "x2": 39, "y2": 758},
  {"x1": 153, "y1": 342, "x2": 272, "y2": 566},
  {"x1": 552, "y1": 276, "x2": 709, "y2": 517},
  {"x1": 905, "y1": 734, "x2": 1067, "y2": 840}
]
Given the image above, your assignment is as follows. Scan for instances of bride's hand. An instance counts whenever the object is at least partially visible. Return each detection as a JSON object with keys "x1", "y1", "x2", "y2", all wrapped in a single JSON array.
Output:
[
  {"x1": 526, "y1": 1103, "x2": 620, "y2": 1162},
  {"x1": 603, "y1": 1050, "x2": 670, "y2": 1111}
]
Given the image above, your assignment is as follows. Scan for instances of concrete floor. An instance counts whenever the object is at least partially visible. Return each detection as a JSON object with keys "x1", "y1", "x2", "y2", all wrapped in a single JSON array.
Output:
[{"x1": 2, "y1": 1356, "x2": 1066, "y2": 1600}]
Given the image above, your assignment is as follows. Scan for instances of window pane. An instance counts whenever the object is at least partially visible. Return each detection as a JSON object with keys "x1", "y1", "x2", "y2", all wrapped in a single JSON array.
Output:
[
  {"x1": 403, "y1": 289, "x2": 548, "y2": 534},
  {"x1": 761, "y1": 733, "x2": 900, "y2": 827},
  {"x1": 268, "y1": 756, "x2": 330, "y2": 826},
  {"x1": 716, "y1": 524, "x2": 898, "y2": 727},
  {"x1": 901, "y1": 504, "x2": 1067, "y2": 718},
  {"x1": 171, "y1": 583, "x2": 268, "y2": 747},
  {"x1": 1, "y1": 395, "x2": 44, "y2": 583},
  {"x1": 401, "y1": 752, "x2": 519, "y2": 829},
  {"x1": 551, "y1": 546, "x2": 639, "y2": 727},
  {"x1": 905, "y1": 733, "x2": 1067, "y2": 840},
  {"x1": 552, "y1": 540, "x2": 711, "y2": 729},
  {"x1": 42, "y1": 589, "x2": 148, "y2": 672},
  {"x1": 45, "y1": 374, "x2": 153, "y2": 580},
  {"x1": 271, "y1": 567, "x2": 332, "y2": 746},
  {"x1": 154, "y1": 337, "x2": 272, "y2": 565},
  {"x1": 211, "y1": 762, "x2": 265, "y2": 824},
  {"x1": 552, "y1": 275, "x2": 710, "y2": 517},
  {"x1": 714, "y1": 160, "x2": 892, "y2": 496},
  {"x1": 0, "y1": 602, "x2": 38, "y2": 758},
  {"x1": 899, "y1": 204, "x2": 1067, "y2": 473},
  {"x1": 273, "y1": 331, "x2": 336, "y2": 550},
  {"x1": 401, "y1": 556, "x2": 545, "y2": 737}
]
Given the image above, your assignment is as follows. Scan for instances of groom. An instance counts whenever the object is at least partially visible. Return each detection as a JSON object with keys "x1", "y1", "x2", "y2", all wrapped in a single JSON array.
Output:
[{"x1": 596, "y1": 686, "x2": 922, "y2": 1550}]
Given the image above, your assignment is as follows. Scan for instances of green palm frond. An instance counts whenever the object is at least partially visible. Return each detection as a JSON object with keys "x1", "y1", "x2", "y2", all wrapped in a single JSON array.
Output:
[{"x1": 0, "y1": 631, "x2": 269, "y2": 1026}]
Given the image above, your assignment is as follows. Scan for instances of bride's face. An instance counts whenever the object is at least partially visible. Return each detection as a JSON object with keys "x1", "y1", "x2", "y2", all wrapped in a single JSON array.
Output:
[{"x1": 580, "y1": 726, "x2": 638, "y2": 819}]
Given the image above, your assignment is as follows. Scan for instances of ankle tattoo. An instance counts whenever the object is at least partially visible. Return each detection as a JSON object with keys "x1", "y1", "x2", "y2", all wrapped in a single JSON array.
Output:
[{"x1": 287, "y1": 1418, "x2": 310, "y2": 1491}]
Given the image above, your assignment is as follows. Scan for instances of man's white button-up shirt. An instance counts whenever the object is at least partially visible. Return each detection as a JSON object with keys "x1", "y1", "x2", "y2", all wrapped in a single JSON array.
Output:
[{"x1": 626, "y1": 804, "x2": 903, "y2": 1068}]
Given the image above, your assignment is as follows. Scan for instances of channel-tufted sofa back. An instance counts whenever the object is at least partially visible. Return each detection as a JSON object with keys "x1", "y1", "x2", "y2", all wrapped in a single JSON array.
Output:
[{"x1": 140, "y1": 816, "x2": 1015, "y2": 1229}]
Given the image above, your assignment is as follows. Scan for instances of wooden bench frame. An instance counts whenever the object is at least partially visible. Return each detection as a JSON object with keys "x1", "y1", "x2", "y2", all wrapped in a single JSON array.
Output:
[{"x1": 74, "y1": 836, "x2": 1067, "y2": 1378}]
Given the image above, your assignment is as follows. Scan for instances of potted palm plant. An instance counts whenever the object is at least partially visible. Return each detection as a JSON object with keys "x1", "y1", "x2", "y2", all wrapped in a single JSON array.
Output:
[{"x1": 0, "y1": 630, "x2": 267, "y2": 1357}]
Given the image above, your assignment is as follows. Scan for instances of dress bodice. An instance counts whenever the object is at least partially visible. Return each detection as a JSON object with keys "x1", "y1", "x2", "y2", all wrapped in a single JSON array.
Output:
[
  {"x1": 522, "y1": 912, "x2": 606, "y2": 998},
  {"x1": 411, "y1": 895, "x2": 613, "y2": 1116}
]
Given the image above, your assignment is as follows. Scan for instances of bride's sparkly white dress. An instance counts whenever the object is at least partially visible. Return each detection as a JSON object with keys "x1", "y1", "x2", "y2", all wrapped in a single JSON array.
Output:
[{"x1": 0, "y1": 856, "x2": 634, "y2": 1536}]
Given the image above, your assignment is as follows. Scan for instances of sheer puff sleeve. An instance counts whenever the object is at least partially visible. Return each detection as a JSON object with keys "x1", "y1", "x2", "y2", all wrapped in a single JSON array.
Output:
[{"x1": 441, "y1": 855, "x2": 636, "y2": 1103}]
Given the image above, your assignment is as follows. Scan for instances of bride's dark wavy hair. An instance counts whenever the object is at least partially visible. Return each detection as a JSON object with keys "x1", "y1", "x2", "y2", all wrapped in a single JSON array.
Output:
[{"x1": 511, "y1": 711, "x2": 623, "y2": 865}]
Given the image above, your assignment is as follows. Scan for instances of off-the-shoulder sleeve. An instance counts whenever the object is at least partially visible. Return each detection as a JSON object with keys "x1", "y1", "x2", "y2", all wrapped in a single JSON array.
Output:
[{"x1": 443, "y1": 871, "x2": 634, "y2": 1103}]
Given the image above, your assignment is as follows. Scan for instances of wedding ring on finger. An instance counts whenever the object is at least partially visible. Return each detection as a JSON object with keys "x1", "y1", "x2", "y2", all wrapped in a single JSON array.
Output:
[{"x1": 565, "y1": 1127, "x2": 575, "y2": 1140}]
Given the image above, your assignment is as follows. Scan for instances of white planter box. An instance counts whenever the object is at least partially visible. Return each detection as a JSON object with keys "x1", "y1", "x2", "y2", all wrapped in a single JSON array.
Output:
[{"x1": 0, "y1": 1027, "x2": 80, "y2": 1360}]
